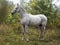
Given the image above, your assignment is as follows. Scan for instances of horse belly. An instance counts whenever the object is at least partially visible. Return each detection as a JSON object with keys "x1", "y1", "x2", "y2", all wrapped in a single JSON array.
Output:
[{"x1": 29, "y1": 17, "x2": 41, "y2": 26}]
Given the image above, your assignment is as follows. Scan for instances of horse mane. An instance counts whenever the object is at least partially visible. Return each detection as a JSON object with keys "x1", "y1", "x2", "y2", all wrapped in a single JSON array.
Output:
[{"x1": 20, "y1": 7, "x2": 29, "y2": 14}]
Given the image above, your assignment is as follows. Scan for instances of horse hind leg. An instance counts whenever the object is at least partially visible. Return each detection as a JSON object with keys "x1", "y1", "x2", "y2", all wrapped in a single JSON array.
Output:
[
  {"x1": 40, "y1": 25, "x2": 46, "y2": 40},
  {"x1": 38, "y1": 24, "x2": 42, "y2": 37}
]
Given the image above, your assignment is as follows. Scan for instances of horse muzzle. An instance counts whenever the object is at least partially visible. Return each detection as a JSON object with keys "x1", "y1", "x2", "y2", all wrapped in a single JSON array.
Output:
[{"x1": 11, "y1": 12, "x2": 14, "y2": 15}]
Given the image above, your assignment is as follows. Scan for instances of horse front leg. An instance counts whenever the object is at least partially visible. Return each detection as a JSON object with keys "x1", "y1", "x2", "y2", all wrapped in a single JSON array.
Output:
[
  {"x1": 25, "y1": 25, "x2": 29, "y2": 42},
  {"x1": 21, "y1": 25, "x2": 25, "y2": 41}
]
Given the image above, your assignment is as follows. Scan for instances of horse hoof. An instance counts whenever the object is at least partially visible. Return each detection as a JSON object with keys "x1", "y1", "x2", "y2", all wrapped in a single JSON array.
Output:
[
  {"x1": 22, "y1": 37, "x2": 24, "y2": 41},
  {"x1": 22, "y1": 39, "x2": 24, "y2": 41},
  {"x1": 26, "y1": 39, "x2": 29, "y2": 42}
]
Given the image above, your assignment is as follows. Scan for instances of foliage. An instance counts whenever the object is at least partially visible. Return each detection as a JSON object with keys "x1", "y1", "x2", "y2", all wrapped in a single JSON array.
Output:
[
  {"x1": 0, "y1": 0, "x2": 8, "y2": 24},
  {"x1": 27, "y1": 0, "x2": 60, "y2": 29},
  {"x1": 0, "y1": 24, "x2": 60, "y2": 45},
  {"x1": 0, "y1": 0, "x2": 60, "y2": 45},
  {"x1": 6, "y1": 3, "x2": 20, "y2": 27}
]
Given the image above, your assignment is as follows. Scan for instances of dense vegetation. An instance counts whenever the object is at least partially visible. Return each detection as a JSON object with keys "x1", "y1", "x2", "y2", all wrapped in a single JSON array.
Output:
[
  {"x1": 27, "y1": 0, "x2": 60, "y2": 29},
  {"x1": 0, "y1": 0, "x2": 60, "y2": 45}
]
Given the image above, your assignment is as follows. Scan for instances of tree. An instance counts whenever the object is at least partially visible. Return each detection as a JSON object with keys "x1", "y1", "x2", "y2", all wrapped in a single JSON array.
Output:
[
  {"x1": 27, "y1": 0, "x2": 59, "y2": 28},
  {"x1": 0, "y1": 0, "x2": 8, "y2": 24}
]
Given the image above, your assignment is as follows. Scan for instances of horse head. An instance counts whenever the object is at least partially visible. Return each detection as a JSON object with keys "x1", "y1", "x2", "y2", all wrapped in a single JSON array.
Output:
[{"x1": 11, "y1": 4, "x2": 20, "y2": 15}]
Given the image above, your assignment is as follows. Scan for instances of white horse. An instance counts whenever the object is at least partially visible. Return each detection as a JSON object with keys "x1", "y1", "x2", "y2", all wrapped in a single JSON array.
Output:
[{"x1": 11, "y1": 4, "x2": 47, "y2": 41}]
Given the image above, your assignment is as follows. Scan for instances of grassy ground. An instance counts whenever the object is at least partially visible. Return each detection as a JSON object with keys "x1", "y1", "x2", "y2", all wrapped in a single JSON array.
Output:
[{"x1": 0, "y1": 24, "x2": 60, "y2": 45}]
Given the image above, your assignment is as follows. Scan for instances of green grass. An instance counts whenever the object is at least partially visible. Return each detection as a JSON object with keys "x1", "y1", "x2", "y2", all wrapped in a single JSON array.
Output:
[{"x1": 0, "y1": 24, "x2": 60, "y2": 45}]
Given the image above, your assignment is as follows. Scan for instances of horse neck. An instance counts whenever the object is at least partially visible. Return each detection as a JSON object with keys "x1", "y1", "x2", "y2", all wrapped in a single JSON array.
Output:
[{"x1": 19, "y1": 8, "x2": 26, "y2": 18}]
